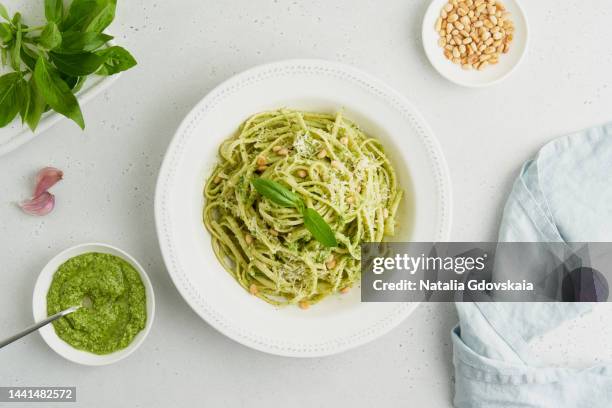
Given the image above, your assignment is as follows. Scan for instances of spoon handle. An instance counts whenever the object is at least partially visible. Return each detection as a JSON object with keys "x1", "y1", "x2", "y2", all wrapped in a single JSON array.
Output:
[{"x1": 0, "y1": 306, "x2": 79, "y2": 349}]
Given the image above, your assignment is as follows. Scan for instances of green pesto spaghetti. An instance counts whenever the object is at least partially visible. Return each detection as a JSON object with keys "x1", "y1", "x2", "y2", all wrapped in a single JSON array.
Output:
[{"x1": 203, "y1": 109, "x2": 402, "y2": 308}]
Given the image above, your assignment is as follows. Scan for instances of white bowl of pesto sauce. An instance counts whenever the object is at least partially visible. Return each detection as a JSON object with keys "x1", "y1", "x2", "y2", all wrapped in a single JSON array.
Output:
[{"x1": 32, "y1": 243, "x2": 155, "y2": 366}]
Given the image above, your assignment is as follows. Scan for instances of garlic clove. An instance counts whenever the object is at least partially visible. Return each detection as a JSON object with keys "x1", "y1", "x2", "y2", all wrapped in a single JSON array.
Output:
[
  {"x1": 19, "y1": 192, "x2": 55, "y2": 216},
  {"x1": 33, "y1": 167, "x2": 63, "y2": 198}
]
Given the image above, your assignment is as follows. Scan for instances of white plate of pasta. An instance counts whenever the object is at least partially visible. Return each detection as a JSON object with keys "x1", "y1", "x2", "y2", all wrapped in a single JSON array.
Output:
[{"x1": 155, "y1": 59, "x2": 452, "y2": 357}]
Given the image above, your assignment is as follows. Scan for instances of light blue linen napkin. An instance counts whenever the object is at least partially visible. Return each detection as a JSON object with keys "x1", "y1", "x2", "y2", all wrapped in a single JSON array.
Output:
[{"x1": 453, "y1": 123, "x2": 612, "y2": 407}]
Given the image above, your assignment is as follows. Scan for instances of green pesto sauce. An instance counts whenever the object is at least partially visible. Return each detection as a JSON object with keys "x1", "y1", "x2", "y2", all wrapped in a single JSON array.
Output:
[{"x1": 47, "y1": 252, "x2": 147, "y2": 355}]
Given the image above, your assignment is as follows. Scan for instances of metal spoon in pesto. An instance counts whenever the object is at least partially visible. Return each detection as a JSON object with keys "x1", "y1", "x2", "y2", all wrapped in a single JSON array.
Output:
[{"x1": 0, "y1": 296, "x2": 92, "y2": 350}]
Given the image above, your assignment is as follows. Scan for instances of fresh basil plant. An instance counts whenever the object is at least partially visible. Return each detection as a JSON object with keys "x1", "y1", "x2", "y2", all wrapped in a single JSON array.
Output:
[{"x1": 0, "y1": 0, "x2": 137, "y2": 131}]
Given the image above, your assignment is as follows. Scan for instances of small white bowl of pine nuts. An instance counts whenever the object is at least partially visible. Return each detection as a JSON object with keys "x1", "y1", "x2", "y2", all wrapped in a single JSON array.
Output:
[{"x1": 422, "y1": 0, "x2": 528, "y2": 87}]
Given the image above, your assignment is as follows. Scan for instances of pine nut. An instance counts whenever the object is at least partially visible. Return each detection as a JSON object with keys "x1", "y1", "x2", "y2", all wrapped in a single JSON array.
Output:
[
  {"x1": 326, "y1": 257, "x2": 337, "y2": 270},
  {"x1": 317, "y1": 150, "x2": 327, "y2": 159},
  {"x1": 249, "y1": 284, "x2": 258, "y2": 295},
  {"x1": 277, "y1": 148, "x2": 289, "y2": 156},
  {"x1": 297, "y1": 169, "x2": 307, "y2": 178},
  {"x1": 245, "y1": 233, "x2": 254, "y2": 245}
]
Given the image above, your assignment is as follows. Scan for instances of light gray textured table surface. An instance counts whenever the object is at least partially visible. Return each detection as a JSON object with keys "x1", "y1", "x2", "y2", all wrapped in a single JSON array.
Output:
[{"x1": 1, "y1": 1, "x2": 612, "y2": 406}]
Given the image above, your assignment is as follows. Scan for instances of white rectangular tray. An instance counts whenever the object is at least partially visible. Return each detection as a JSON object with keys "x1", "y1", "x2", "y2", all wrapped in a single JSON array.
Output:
[{"x1": 0, "y1": 72, "x2": 121, "y2": 157}]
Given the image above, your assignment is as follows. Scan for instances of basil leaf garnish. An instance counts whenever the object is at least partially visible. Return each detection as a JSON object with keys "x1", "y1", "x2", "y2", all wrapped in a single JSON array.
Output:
[
  {"x1": 251, "y1": 177, "x2": 337, "y2": 247},
  {"x1": 302, "y1": 207, "x2": 338, "y2": 248},
  {"x1": 252, "y1": 178, "x2": 302, "y2": 208}
]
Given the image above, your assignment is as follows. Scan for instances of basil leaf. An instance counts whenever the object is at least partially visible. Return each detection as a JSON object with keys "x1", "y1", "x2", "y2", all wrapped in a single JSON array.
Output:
[
  {"x1": 38, "y1": 22, "x2": 62, "y2": 50},
  {"x1": 251, "y1": 178, "x2": 303, "y2": 208},
  {"x1": 95, "y1": 46, "x2": 136, "y2": 75},
  {"x1": 56, "y1": 31, "x2": 112, "y2": 54},
  {"x1": 17, "y1": 77, "x2": 29, "y2": 123},
  {"x1": 34, "y1": 57, "x2": 84, "y2": 129},
  {"x1": 9, "y1": 22, "x2": 21, "y2": 71},
  {"x1": 0, "y1": 72, "x2": 22, "y2": 127},
  {"x1": 302, "y1": 208, "x2": 337, "y2": 248},
  {"x1": 11, "y1": 12, "x2": 20, "y2": 25},
  {"x1": 0, "y1": 4, "x2": 9, "y2": 21},
  {"x1": 0, "y1": 22, "x2": 11, "y2": 44},
  {"x1": 71, "y1": 76, "x2": 86, "y2": 93},
  {"x1": 25, "y1": 76, "x2": 46, "y2": 131},
  {"x1": 60, "y1": 74, "x2": 86, "y2": 92},
  {"x1": 20, "y1": 44, "x2": 38, "y2": 71},
  {"x1": 44, "y1": 0, "x2": 63, "y2": 23},
  {"x1": 61, "y1": 0, "x2": 116, "y2": 33},
  {"x1": 50, "y1": 51, "x2": 104, "y2": 76},
  {"x1": 84, "y1": 2, "x2": 115, "y2": 33}
]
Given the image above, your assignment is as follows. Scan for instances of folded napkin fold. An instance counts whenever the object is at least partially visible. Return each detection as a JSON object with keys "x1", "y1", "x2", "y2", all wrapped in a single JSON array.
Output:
[{"x1": 453, "y1": 123, "x2": 612, "y2": 407}]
